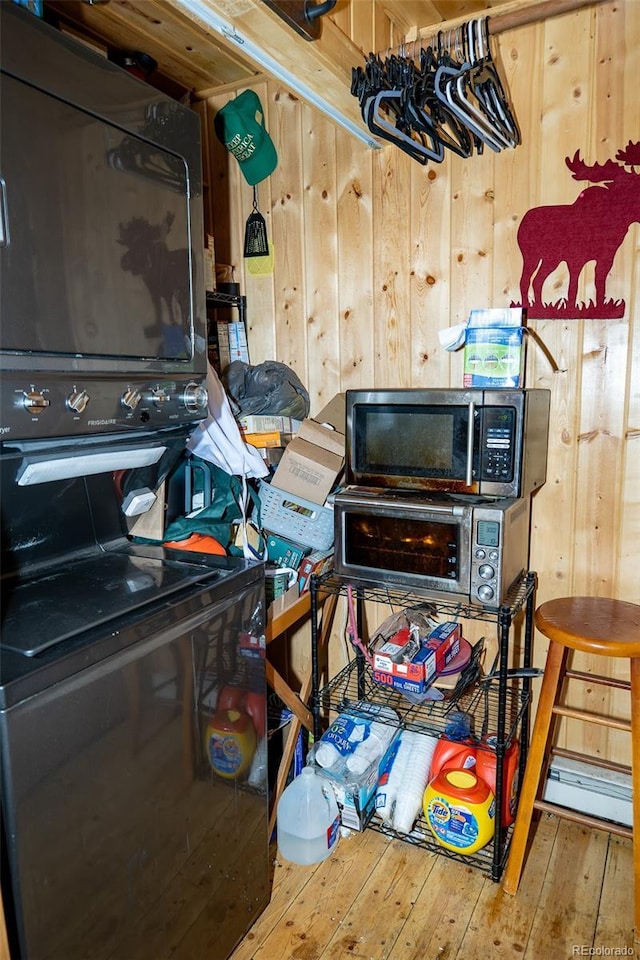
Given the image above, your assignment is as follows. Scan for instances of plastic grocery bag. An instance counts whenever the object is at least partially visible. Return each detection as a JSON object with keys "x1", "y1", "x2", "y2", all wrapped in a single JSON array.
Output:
[{"x1": 188, "y1": 363, "x2": 269, "y2": 479}]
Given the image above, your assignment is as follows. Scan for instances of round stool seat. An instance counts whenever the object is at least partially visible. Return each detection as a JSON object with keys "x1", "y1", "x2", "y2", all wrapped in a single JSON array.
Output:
[{"x1": 535, "y1": 596, "x2": 640, "y2": 658}]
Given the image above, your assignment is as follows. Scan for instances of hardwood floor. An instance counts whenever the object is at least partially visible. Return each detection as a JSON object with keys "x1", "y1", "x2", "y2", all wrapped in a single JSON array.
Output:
[{"x1": 230, "y1": 815, "x2": 635, "y2": 960}]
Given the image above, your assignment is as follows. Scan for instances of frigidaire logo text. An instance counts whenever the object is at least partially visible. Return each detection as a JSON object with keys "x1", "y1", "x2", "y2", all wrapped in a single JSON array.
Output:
[{"x1": 88, "y1": 419, "x2": 117, "y2": 426}]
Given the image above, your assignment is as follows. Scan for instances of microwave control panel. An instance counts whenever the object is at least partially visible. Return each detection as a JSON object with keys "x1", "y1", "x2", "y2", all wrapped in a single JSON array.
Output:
[{"x1": 479, "y1": 407, "x2": 516, "y2": 481}]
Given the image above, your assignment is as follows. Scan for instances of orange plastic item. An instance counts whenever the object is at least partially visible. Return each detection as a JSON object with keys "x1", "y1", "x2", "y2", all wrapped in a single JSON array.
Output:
[
  {"x1": 244, "y1": 691, "x2": 267, "y2": 739},
  {"x1": 163, "y1": 533, "x2": 226, "y2": 555},
  {"x1": 204, "y1": 709, "x2": 257, "y2": 780},
  {"x1": 475, "y1": 736, "x2": 520, "y2": 826},
  {"x1": 430, "y1": 736, "x2": 477, "y2": 778}
]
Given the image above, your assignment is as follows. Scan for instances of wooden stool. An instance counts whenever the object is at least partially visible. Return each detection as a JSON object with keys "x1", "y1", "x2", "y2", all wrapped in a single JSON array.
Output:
[{"x1": 502, "y1": 597, "x2": 640, "y2": 942}]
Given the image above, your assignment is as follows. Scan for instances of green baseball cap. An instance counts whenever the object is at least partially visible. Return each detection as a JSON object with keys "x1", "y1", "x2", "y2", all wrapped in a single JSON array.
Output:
[{"x1": 214, "y1": 90, "x2": 278, "y2": 186}]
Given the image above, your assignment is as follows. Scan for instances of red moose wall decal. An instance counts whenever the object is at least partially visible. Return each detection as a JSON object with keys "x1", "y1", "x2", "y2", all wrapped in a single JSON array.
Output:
[{"x1": 514, "y1": 141, "x2": 640, "y2": 319}]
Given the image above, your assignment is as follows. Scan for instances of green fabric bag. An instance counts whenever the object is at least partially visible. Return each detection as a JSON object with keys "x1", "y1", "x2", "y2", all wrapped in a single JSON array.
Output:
[{"x1": 161, "y1": 459, "x2": 262, "y2": 555}]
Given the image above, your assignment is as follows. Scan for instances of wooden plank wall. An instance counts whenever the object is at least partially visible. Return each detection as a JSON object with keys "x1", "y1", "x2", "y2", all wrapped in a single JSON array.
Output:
[{"x1": 200, "y1": 0, "x2": 639, "y2": 767}]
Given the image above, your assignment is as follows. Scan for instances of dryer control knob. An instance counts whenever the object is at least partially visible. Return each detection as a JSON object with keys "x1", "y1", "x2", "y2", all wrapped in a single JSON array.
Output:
[
  {"x1": 182, "y1": 381, "x2": 208, "y2": 412},
  {"x1": 121, "y1": 388, "x2": 142, "y2": 411},
  {"x1": 22, "y1": 390, "x2": 50, "y2": 415},
  {"x1": 66, "y1": 390, "x2": 90, "y2": 414}
]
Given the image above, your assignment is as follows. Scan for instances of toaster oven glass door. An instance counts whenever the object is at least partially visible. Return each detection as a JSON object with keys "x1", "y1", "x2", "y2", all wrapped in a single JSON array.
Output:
[{"x1": 342, "y1": 511, "x2": 461, "y2": 581}]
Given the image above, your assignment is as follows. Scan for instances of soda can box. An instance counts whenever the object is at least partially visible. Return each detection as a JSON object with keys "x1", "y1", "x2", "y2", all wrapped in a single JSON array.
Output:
[
  {"x1": 424, "y1": 622, "x2": 463, "y2": 681},
  {"x1": 298, "y1": 548, "x2": 334, "y2": 594}
]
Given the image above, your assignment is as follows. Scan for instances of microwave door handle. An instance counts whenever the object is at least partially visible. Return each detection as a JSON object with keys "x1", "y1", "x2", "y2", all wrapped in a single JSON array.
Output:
[
  {"x1": 466, "y1": 400, "x2": 475, "y2": 487},
  {"x1": 0, "y1": 177, "x2": 9, "y2": 247}
]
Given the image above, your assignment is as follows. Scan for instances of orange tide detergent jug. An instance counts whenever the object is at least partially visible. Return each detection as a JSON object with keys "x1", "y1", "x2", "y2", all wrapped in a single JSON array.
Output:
[
  {"x1": 475, "y1": 736, "x2": 520, "y2": 827},
  {"x1": 430, "y1": 736, "x2": 477, "y2": 777},
  {"x1": 217, "y1": 684, "x2": 266, "y2": 740},
  {"x1": 204, "y1": 708, "x2": 257, "y2": 780},
  {"x1": 423, "y1": 769, "x2": 495, "y2": 854},
  {"x1": 430, "y1": 733, "x2": 519, "y2": 826}
]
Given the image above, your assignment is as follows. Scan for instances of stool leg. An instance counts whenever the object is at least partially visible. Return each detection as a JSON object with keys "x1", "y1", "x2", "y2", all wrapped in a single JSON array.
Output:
[
  {"x1": 631, "y1": 658, "x2": 640, "y2": 944},
  {"x1": 503, "y1": 640, "x2": 568, "y2": 895}
]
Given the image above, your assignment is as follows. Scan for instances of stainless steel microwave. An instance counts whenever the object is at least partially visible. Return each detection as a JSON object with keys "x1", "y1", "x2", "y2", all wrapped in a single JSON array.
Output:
[
  {"x1": 345, "y1": 388, "x2": 550, "y2": 498},
  {"x1": 334, "y1": 488, "x2": 531, "y2": 607}
]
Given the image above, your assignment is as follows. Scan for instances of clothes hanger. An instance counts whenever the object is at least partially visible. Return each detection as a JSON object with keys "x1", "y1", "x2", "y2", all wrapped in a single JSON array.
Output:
[
  {"x1": 356, "y1": 50, "x2": 444, "y2": 163},
  {"x1": 365, "y1": 90, "x2": 439, "y2": 163},
  {"x1": 466, "y1": 18, "x2": 521, "y2": 147},
  {"x1": 416, "y1": 46, "x2": 474, "y2": 158},
  {"x1": 352, "y1": 23, "x2": 520, "y2": 163},
  {"x1": 433, "y1": 26, "x2": 506, "y2": 153}
]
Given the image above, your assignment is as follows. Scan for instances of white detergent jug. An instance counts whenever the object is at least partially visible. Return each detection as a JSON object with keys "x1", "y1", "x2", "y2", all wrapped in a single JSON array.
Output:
[{"x1": 277, "y1": 766, "x2": 340, "y2": 866}]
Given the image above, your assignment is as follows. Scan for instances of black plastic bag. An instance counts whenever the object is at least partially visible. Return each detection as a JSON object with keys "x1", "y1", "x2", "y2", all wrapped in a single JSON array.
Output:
[{"x1": 223, "y1": 360, "x2": 310, "y2": 420}]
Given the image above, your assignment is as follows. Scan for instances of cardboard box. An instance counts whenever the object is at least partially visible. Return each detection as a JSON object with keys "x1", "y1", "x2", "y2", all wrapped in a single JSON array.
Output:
[
  {"x1": 267, "y1": 582, "x2": 299, "y2": 621},
  {"x1": 464, "y1": 326, "x2": 526, "y2": 388},
  {"x1": 313, "y1": 392, "x2": 346, "y2": 434},
  {"x1": 258, "y1": 447, "x2": 285, "y2": 468},
  {"x1": 372, "y1": 622, "x2": 462, "y2": 696},
  {"x1": 242, "y1": 430, "x2": 292, "y2": 449},
  {"x1": 271, "y1": 416, "x2": 345, "y2": 506},
  {"x1": 228, "y1": 320, "x2": 249, "y2": 364},
  {"x1": 298, "y1": 549, "x2": 334, "y2": 593},
  {"x1": 238, "y1": 415, "x2": 303, "y2": 434}
]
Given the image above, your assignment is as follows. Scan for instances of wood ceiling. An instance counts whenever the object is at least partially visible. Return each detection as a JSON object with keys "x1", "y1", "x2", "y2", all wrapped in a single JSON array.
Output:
[
  {"x1": 42, "y1": 0, "x2": 600, "y2": 141},
  {"x1": 43, "y1": 0, "x2": 554, "y2": 93}
]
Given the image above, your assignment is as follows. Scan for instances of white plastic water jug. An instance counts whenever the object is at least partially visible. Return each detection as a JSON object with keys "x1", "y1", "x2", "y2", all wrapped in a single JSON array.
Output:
[{"x1": 276, "y1": 766, "x2": 340, "y2": 866}]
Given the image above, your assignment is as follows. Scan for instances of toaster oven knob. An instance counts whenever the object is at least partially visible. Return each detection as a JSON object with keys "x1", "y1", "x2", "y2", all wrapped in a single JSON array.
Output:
[
  {"x1": 22, "y1": 390, "x2": 50, "y2": 415},
  {"x1": 66, "y1": 389, "x2": 90, "y2": 414},
  {"x1": 478, "y1": 563, "x2": 495, "y2": 580},
  {"x1": 182, "y1": 382, "x2": 208, "y2": 413},
  {"x1": 478, "y1": 584, "x2": 495, "y2": 602},
  {"x1": 121, "y1": 388, "x2": 142, "y2": 411}
]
